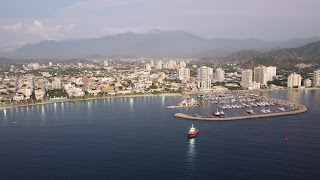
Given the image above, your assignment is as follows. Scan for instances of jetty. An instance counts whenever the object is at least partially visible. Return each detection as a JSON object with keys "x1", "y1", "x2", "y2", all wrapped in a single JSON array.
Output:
[{"x1": 174, "y1": 96, "x2": 308, "y2": 121}]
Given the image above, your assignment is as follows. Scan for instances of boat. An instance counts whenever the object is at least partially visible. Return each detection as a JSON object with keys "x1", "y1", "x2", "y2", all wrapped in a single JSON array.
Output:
[
  {"x1": 213, "y1": 108, "x2": 221, "y2": 116},
  {"x1": 260, "y1": 109, "x2": 267, "y2": 114},
  {"x1": 285, "y1": 137, "x2": 287, "y2": 141},
  {"x1": 220, "y1": 111, "x2": 225, "y2": 116},
  {"x1": 188, "y1": 124, "x2": 199, "y2": 138},
  {"x1": 247, "y1": 109, "x2": 254, "y2": 114},
  {"x1": 278, "y1": 107, "x2": 286, "y2": 111}
]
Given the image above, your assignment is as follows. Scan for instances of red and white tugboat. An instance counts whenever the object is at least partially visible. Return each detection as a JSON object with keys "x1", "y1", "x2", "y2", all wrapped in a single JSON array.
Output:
[{"x1": 188, "y1": 124, "x2": 199, "y2": 138}]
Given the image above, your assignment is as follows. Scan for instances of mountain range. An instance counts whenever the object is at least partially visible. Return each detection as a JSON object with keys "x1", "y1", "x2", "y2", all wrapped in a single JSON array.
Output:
[
  {"x1": 231, "y1": 41, "x2": 320, "y2": 68},
  {"x1": 1, "y1": 30, "x2": 320, "y2": 59}
]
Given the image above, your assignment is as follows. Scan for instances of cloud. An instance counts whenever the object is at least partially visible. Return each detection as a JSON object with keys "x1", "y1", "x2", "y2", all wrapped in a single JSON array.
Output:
[{"x1": 1, "y1": 22, "x2": 22, "y2": 31}]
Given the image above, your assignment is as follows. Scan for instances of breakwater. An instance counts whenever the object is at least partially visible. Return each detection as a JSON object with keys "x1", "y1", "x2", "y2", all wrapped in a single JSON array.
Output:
[{"x1": 174, "y1": 96, "x2": 308, "y2": 121}]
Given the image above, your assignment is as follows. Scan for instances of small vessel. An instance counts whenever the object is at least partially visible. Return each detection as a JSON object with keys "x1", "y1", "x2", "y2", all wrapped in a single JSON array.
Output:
[
  {"x1": 260, "y1": 109, "x2": 267, "y2": 114},
  {"x1": 12, "y1": 121, "x2": 18, "y2": 124},
  {"x1": 247, "y1": 109, "x2": 254, "y2": 114},
  {"x1": 278, "y1": 107, "x2": 286, "y2": 111},
  {"x1": 285, "y1": 137, "x2": 287, "y2": 141},
  {"x1": 213, "y1": 108, "x2": 221, "y2": 116},
  {"x1": 220, "y1": 111, "x2": 225, "y2": 116},
  {"x1": 188, "y1": 124, "x2": 199, "y2": 138}
]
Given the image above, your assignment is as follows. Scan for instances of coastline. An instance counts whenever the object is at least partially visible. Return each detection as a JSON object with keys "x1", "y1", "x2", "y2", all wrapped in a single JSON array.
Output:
[{"x1": 0, "y1": 93, "x2": 183, "y2": 111}]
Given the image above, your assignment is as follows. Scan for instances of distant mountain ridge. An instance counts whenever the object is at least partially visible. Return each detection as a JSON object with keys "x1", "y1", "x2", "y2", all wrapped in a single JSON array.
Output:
[
  {"x1": 1, "y1": 30, "x2": 320, "y2": 59},
  {"x1": 232, "y1": 41, "x2": 320, "y2": 68}
]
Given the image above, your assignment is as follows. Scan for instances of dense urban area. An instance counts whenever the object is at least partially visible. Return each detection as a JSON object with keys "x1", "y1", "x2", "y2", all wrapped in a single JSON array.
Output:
[{"x1": 0, "y1": 58, "x2": 319, "y2": 105}]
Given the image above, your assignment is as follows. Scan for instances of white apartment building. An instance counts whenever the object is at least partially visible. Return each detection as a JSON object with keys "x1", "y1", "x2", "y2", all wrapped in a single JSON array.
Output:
[
  {"x1": 241, "y1": 69, "x2": 253, "y2": 88},
  {"x1": 254, "y1": 66, "x2": 268, "y2": 87},
  {"x1": 313, "y1": 69, "x2": 320, "y2": 86},
  {"x1": 266, "y1": 66, "x2": 277, "y2": 81},
  {"x1": 180, "y1": 61, "x2": 186, "y2": 68},
  {"x1": 52, "y1": 77, "x2": 61, "y2": 89},
  {"x1": 178, "y1": 68, "x2": 190, "y2": 83},
  {"x1": 287, "y1": 73, "x2": 302, "y2": 88},
  {"x1": 146, "y1": 63, "x2": 151, "y2": 71},
  {"x1": 197, "y1": 66, "x2": 213, "y2": 91},
  {"x1": 156, "y1": 60, "x2": 162, "y2": 70},
  {"x1": 104, "y1": 61, "x2": 108, "y2": 67},
  {"x1": 215, "y1": 68, "x2": 225, "y2": 82},
  {"x1": 304, "y1": 78, "x2": 312, "y2": 87}
]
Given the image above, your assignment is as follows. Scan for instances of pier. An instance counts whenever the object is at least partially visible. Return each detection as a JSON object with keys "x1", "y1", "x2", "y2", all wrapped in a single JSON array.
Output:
[{"x1": 174, "y1": 96, "x2": 308, "y2": 121}]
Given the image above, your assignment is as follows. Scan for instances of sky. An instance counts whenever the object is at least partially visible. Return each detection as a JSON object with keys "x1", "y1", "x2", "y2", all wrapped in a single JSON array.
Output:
[{"x1": 1, "y1": 0, "x2": 320, "y2": 52}]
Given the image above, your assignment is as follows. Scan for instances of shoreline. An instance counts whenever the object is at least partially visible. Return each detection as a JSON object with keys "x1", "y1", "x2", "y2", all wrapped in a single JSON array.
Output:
[
  {"x1": 173, "y1": 96, "x2": 308, "y2": 121},
  {"x1": 0, "y1": 93, "x2": 183, "y2": 111}
]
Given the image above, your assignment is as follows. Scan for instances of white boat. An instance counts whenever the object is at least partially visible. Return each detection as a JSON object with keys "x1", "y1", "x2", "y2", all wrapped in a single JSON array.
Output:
[
  {"x1": 247, "y1": 109, "x2": 254, "y2": 114},
  {"x1": 260, "y1": 109, "x2": 267, "y2": 113}
]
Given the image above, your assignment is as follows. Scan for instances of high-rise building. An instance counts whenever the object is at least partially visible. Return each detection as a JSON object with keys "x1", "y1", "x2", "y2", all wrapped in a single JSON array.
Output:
[
  {"x1": 178, "y1": 68, "x2": 190, "y2": 83},
  {"x1": 241, "y1": 69, "x2": 253, "y2": 88},
  {"x1": 215, "y1": 68, "x2": 225, "y2": 82},
  {"x1": 150, "y1": 60, "x2": 154, "y2": 67},
  {"x1": 104, "y1": 61, "x2": 108, "y2": 67},
  {"x1": 304, "y1": 78, "x2": 312, "y2": 87},
  {"x1": 180, "y1": 61, "x2": 186, "y2": 68},
  {"x1": 197, "y1": 66, "x2": 213, "y2": 90},
  {"x1": 287, "y1": 73, "x2": 302, "y2": 88},
  {"x1": 48, "y1": 62, "x2": 52, "y2": 66},
  {"x1": 52, "y1": 77, "x2": 61, "y2": 89},
  {"x1": 168, "y1": 60, "x2": 174, "y2": 69},
  {"x1": 254, "y1": 66, "x2": 268, "y2": 87},
  {"x1": 156, "y1": 60, "x2": 162, "y2": 69},
  {"x1": 146, "y1": 63, "x2": 151, "y2": 71},
  {"x1": 313, "y1": 69, "x2": 320, "y2": 86},
  {"x1": 266, "y1": 66, "x2": 276, "y2": 81}
]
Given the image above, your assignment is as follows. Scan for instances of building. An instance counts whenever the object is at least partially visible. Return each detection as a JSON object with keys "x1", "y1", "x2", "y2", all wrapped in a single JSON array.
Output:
[
  {"x1": 104, "y1": 61, "x2": 108, "y2": 67},
  {"x1": 197, "y1": 66, "x2": 213, "y2": 91},
  {"x1": 266, "y1": 66, "x2": 277, "y2": 81},
  {"x1": 82, "y1": 75, "x2": 88, "y2": 84},
  {"x1": 252, "y1": 81, "x2": 261, "y2": 90},
  {"x1": 215, "y1": 68, "x2": 225, "y2": 82},
  {"x1": 48, "y1": 62, "x2": 52, "y2": 66},
  {"x1": 287, "y1": 73, "x2": 302, "y2": 88},
  {"x1": 304, "y1": 78, "x2": 312, "y2": 87},
  {"x1": 180, "y1": 61, "x2": 186, "y2": 68},
  {"x1": 146, "y1": 63, "x2": 151, "y2": 71},
  {"x1": 254, "y1": 66, "x2": 268, "y2": 87},
  {"x1": 313, "y1": 69, "x2": 320, "y2": 86},
  {"x1": 241, "y1": 69, "x2": 253, "y2": 88},
  {"x1": 156, "y1": 60, "x2": 162, "y2": 70},
  {"x1": 178, "y1": 68, "x2": 190, "y2": 83},
  {"x1": 52, "y1": 77, "x2": 61, "y2": 89}
]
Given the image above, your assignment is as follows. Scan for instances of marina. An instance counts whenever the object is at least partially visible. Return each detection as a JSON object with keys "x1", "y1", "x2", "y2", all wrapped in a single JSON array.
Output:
[{"x1": 173, "y1": 92, "x2": 308, "y2": 121}]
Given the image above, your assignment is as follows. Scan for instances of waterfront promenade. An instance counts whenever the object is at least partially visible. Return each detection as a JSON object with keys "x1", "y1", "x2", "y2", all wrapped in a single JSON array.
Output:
[
  {"x1": 0, "y1": 93, "x2": 183, "y2": 111},
  {"x1": 174, "y1": 96, "x2": 308, "y2": 121}
]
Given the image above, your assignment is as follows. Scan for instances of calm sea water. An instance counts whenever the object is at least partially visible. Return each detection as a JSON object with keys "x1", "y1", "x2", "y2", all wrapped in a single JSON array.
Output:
[{"x1": 0, "y1": 90, "x2": 319, "y2": 179}]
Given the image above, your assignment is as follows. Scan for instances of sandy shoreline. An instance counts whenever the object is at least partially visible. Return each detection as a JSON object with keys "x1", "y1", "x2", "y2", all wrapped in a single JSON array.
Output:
[{"x1": 0, "y1": 93, "x2": 183, "y2": 111}]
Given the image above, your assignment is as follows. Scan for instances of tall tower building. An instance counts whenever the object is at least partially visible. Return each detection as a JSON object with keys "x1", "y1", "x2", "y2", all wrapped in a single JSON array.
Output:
[
  {"x1": 178, "y1": 68, "x2": 190, "y2": 83},
  {"x1": 287, "y1": 73, "x2": 302, "y2": 88},
  {"x1": 241, "y1": 69, "x2": 253, "y2": 88},
  {"x1": 146, "y1": 63, "x2": 151, "y2": 71},
  {"x1": 313, "y1": 69, "x2": 320, "y2": 86},
  {"x1": 150, "y1": 60, "x2": 154, "y2": 67},
  {"x1": 180, "y1": 61, "x2": 186, "y2": 68},
  {"x1": 104, "y1": 61, "x2": 108, "y2": 67},
  {"x1": 156, "y1": 60, "x2": 162, "y2": 69},
  {"x1": 197, "y1": 66, "x2": 213, "y2": 91},
  {"x1": 254, "y1": 66, "x2": 268, "y2": 87},
  {"x1": 215, "y1": 68, "x2": 225, "y2": 82},
  {"x1": 266, "y1": 66, "x2": 277, "y2": 81}
]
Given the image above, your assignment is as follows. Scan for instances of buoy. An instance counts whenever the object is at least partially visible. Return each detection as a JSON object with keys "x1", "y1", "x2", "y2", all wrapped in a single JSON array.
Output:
[{"x1": 285, "y1": 137, "x2": 287, "y2": 141}]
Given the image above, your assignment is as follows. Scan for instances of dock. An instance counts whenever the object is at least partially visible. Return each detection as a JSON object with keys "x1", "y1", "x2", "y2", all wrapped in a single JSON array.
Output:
[{"x1": 174, "y1": 96, "x2": 308, "y2": 121}]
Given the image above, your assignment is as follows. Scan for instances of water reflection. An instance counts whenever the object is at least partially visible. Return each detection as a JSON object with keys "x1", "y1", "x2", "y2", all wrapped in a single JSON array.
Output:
[{"x1": 185, "y1": 138, "x2": 197, "y2": 172}]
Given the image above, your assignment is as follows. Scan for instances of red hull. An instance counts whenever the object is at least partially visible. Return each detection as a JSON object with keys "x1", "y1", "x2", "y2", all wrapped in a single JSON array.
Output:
[{"x1": 188, "y1": 130, "x2": 199, "y2": 138}]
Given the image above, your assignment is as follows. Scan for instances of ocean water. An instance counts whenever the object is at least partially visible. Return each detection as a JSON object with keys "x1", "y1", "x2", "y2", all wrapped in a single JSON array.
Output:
[{"x1": 0, "y1": 90, "x2": 319, "y2": 179}]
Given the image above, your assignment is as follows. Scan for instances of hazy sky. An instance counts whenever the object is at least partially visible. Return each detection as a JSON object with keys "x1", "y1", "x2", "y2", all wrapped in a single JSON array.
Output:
[{"x1": 1, "y1": 0, "x2": 320, "y2": 52}]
